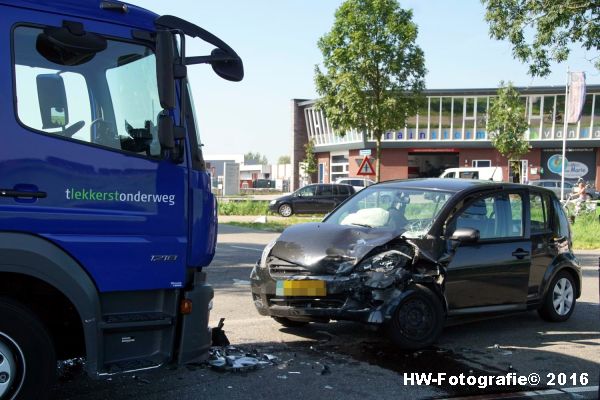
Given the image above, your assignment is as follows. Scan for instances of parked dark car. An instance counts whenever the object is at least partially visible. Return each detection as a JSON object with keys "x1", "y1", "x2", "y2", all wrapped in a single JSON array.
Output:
[
  {"x1": 252, "y1": 179, "x2": 581, "y2": 349},
  {"x1": 269, "y1": 183, "x2": 356, "y2": 217}
]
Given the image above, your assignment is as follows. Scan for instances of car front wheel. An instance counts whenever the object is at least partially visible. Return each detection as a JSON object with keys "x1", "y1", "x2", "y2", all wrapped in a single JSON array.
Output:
[
  {"x1": 538, "y1": 271, "x2": 576, "y2": 322},
  {"x1": 278, "y1": 204, "x2": 293, "y2": 217},
  {"x1": 388, "y1": 285, "x2": 444, "y2": 349}
]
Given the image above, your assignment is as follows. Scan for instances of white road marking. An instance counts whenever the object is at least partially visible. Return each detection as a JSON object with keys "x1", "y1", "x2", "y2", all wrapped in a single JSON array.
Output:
[{"x1": 228, "y1": 245, "x2": 264, "y2": 252}]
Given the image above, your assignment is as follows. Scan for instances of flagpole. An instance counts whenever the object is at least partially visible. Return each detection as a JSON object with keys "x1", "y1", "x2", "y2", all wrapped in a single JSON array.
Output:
[{"x1": 560, "y1": 68, "x2": 569, "y2": 201}]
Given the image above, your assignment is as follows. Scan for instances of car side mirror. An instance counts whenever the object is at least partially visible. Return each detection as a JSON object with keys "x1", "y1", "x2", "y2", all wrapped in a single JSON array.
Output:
[{"x1": 450, "y1": 227, "x2": 480, "y2": 243}]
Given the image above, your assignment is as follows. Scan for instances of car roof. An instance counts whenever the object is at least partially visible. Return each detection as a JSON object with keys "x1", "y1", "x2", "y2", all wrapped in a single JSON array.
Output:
[{"x1": 374, "y1": 178, "x2": 549, "y2": 194}]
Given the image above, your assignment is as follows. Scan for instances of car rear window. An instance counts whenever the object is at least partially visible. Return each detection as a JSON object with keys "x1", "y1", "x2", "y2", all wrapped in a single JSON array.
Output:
[
  {"x1": 318, "y1": 185, "x2": 333, "y2": 196},
  {"x1": 530, "y1": 193, "x2": 549, "y2": 233}
]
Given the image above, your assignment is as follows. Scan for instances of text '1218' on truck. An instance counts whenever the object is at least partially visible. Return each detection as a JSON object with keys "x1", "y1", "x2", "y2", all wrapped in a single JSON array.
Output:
[{"x1": 0, "y1": 1, "x2": 243, "y2": 399}]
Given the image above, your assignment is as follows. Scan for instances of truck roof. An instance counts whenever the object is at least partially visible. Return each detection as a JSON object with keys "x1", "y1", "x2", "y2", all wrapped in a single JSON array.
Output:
[{"x1": 0, "y1": 0, "x2": 158, "y2": 31}]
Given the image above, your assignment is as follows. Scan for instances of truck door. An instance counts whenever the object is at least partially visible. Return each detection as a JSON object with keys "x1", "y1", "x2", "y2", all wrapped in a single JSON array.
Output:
[{"x1": 1, "y1": 17, "x2": 188, "y2": 292}]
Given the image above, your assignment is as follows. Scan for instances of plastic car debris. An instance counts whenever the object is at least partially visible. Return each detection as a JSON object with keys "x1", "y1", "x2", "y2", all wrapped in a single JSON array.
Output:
[
  {"x1": 212, "y1": 318, "x2": 230, "y2": 346},
  {"x1": 207, "y1": 345, "x2": 279, "y2": 372}
]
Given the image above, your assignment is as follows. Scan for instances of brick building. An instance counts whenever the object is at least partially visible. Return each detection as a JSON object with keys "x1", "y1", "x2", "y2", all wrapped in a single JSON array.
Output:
[{"x1": 291, "y1": 85, "x2": 600, "y2": 191}]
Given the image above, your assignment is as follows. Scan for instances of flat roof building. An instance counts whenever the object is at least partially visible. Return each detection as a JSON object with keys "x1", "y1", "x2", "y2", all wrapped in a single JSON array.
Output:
[{"x1": 291, "y1": 85, "x2": 600, "y2": 190}]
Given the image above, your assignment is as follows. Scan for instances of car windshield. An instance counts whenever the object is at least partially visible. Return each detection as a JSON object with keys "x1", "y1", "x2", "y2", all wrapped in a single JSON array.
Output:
[{"x1": 324, "y1": 186, "x2": 452, "y2": 238}]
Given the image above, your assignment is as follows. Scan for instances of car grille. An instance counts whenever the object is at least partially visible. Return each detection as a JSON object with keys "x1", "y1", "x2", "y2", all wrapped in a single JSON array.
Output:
[{"x1": 268, "y1": 257, "x2": 311, "y2": 278}]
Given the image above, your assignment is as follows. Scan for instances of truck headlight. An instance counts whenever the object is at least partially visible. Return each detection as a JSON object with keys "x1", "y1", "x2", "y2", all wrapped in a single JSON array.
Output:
[{"x1": 260, "y1": 239, "x2": 277, "y2": 268}]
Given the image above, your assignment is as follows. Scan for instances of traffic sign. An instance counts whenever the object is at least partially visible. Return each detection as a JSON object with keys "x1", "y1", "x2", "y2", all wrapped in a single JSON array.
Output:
[
  {"x1": 357, "y1": 156, "x2": 375, "y2": 176},
  {"x1": 359, "y1": 149, "x2": 372, "y2": 156}
]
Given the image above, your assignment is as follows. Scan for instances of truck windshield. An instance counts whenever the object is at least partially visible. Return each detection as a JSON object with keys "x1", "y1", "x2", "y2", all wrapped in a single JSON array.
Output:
[
  {"x1": 324, "y1": 187, "x2": 452, "y2": 238},
  {"x1": 13, "y1": 26, "x2": 162, "y2": 158}
]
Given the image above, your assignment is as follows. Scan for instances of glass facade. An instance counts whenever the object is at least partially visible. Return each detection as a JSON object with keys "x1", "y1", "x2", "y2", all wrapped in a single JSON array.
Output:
[{"x1": 305, "y1": 89, "x2": 600, "y2": 146}]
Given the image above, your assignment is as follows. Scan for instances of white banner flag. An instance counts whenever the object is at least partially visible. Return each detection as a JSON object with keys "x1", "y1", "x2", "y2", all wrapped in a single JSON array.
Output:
[{"x1": 567, "y1": 72, "x2": 586, "y2": 123}]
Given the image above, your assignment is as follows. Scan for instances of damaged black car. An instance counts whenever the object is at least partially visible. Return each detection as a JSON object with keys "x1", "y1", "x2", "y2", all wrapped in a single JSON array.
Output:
[{"x1": 251, "y1": 179, "x2": 582, "y2": 349}]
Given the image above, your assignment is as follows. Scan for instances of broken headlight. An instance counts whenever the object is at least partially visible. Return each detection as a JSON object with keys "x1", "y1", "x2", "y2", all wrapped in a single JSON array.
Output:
[
  {"x1": 355, "y1": 250, "x2": 412, "y2": 273},
  {"x1": 260, "y1": 239, "x2": 277, "y2": 268}
]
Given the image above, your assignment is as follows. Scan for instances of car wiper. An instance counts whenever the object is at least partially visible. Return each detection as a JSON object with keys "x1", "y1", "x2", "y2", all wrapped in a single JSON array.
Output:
[{"x1": 350, "y1": 223, "x2": 373, "y2": 228}]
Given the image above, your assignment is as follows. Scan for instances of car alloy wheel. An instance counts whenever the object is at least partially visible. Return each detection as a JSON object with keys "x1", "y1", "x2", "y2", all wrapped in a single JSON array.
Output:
[
  {"x1": 278, "y1": 204, "x2": 292, "y2": 217},
  {"x1": 552, "y1": 277, "x2": 574, "y2": 316}
]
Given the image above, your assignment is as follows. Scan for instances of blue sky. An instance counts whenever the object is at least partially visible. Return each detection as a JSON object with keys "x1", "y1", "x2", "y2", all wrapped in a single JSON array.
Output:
[{"x1": 129, "y1": 0, "x2": 599, "y2": 164}]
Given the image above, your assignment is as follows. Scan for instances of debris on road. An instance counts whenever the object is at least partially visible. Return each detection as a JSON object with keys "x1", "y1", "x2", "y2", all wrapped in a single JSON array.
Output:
[
  {"x1": 212, "y1": 318, "x2": 231, "y2": 346},
  {"x1": 208, "y1": 345, "x2": 280, "y2": 373}
]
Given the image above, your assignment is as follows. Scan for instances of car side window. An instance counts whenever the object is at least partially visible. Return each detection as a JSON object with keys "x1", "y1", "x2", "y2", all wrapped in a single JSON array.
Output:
[
  {"x1": 530, "y1": 193, "x2": 549, "y2": 233},
  {"x1": 452, "y1": 192, "x2": 523, "y2": 239},
  {"x1": 338, "y1": 185, "x2": 348, "y2": 196},
  {"x1": 297, "y1": 186, "x2": 316, "y2": 197},
  {"x1": 318, "y1": 185, "x2": 333, "y2": 196}
]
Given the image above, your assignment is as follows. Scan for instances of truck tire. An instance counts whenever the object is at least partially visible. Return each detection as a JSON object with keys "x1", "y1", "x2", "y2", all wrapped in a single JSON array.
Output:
[
  {"x1": 0, "y1": 298, "x2": 55, "y2": 400},
  {"x1": 538, "y1": 271, "x2": 577, "y2": 322},
  {"x1": 278, "y1": 204, "x2": 293, "y2": 217},
  {"x1": 388, "y1": 285, "x2": 444, "y2": 350},
  {"x1": 272, "y1": 317, "x2": 308, "y2": 328}
]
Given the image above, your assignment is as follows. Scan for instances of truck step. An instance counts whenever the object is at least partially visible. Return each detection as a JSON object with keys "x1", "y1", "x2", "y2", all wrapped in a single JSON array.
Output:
[{"x1": 101, "y1": 312, "x2": 173, "y2": 330}]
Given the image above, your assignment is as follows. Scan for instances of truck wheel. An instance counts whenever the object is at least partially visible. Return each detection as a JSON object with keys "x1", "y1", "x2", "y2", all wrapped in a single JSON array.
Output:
[
  {"x1": 0, "y1": 298, "x2": 55, "y2": 400},
  {"x1": 388, "y1": 285, "x2": 444, "y2": 350},
  {"x1": 538, "y1": 271, "x2": 576, "y2": 322},
  {"x1": 272, "y1": 317, "x2": 309, "y2": 328},
  {"x1": 278, "y1": 204, "x2": 293, "y2": 217}
]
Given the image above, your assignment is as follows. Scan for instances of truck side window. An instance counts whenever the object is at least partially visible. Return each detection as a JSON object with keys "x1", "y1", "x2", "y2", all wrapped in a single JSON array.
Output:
[{"x1": 13, "y1": 26, "x2": 162, "y2": 159}]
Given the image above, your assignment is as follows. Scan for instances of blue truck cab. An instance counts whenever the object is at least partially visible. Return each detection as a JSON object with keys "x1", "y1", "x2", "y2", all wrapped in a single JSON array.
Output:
[{"x1": 0, "y1": 1, "x2": 243, "y2": 398}]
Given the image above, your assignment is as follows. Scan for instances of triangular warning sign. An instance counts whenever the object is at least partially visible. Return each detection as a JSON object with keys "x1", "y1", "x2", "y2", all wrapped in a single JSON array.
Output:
[{"x1": 357, "y1": 156, "x2": 375, "y2": 176}]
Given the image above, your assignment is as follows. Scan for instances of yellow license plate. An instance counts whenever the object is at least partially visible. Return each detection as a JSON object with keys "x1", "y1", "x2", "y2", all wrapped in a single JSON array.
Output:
[{"x1": 276, "y1": 280, "x2": 326, "y2": 296}]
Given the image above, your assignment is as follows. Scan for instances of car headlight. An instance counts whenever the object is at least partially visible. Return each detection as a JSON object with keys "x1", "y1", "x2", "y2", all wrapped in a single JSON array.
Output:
[
  {"x1": 269, "y1": 199, "x2": 277, "y2": 205},
  {"x1": 260, "y1": 239, "x2": 277, "y2": 268},
  {"x1": 355, "y1": 250, "x2": 411, "y2": 273}
]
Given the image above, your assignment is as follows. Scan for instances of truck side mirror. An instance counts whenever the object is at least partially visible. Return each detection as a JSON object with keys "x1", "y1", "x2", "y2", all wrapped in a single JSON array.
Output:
[
  {"x1": 36, "y1": 74, "x2": 69, "y2": 129},
  {"x1": 210, "y1": 48, "x2": 244, "y2": 82},
  {"x1": 158, "y1": 113, "x2": 175, "y2": 150},
  {"x1": 155, "y1": 30, "x2": 175, "y2": 110}
]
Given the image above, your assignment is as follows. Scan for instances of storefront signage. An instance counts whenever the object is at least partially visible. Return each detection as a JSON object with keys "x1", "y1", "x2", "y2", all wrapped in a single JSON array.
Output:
[{"x1": 541, "y1": 148, "x2": 596, "y2": 181}]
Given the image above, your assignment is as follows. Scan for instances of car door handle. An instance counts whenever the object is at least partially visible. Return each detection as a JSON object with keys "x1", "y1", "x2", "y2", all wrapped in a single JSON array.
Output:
[
  {"x1": 0, "y1": 188, "x2": 47, "y2": 199},
  {"x1": 512, "y1": 248, "x2": 530, "y2": 259}
]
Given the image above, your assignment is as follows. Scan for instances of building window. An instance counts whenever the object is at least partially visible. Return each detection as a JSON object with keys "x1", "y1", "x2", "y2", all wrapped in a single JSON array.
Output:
[
  {"x1": 330, "y1": 152, "x2": 349, "y2": 182},
  {"x1": 472, "y1": 160, "x2": 491, "y2": 167}
]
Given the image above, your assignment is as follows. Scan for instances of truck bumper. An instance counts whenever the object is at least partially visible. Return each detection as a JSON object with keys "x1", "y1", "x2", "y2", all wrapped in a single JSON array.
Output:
[{"x1": 177, "y1": 271, "x2": 214, "y2": 364}]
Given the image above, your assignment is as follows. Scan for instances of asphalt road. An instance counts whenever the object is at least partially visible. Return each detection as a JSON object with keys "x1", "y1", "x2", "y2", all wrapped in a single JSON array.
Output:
[{"x1": 52, "y1": 224, "x2": 600, "y2": 400}]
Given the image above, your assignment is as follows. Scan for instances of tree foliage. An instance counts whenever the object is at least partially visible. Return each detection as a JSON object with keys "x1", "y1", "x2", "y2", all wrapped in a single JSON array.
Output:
[
  {"x1": 482, "y1": 0, "x2": 600, "y2": 77},
  {"x1": 487, "y1": 82, "x2": 531, "y2": 162},
  {"x1": 302, "y1": 139, "x2": 318, "y2": 177},
  {"x1": 315, "y1": 0, "x2": 426, "y2": 181},
  {"x1": 277, "y1": 155, "x2": 291, "y2": 164},
  {"x1": 244, "y1": 152, "x2": 269, "y2": 165}
]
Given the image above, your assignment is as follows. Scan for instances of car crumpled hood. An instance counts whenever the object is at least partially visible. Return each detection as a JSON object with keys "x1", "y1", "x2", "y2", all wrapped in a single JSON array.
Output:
[{"x1": 270, "y1": 222, "x2": 399, "y2": 274}]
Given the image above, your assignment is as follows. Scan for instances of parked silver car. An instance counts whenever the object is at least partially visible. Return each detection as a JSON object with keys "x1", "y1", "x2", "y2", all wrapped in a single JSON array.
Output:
[{"x1": 529, "y1": 180, "x2": 574, "y2": 200}]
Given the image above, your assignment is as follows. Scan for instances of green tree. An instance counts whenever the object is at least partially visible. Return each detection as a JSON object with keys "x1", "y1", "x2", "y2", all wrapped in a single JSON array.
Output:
[
  {"x1": 482, "y1": 0, "x2": 600, "y2": 77},
  {"x1": 277, "y1": 155, "x2": 291, "y2": 164},
  {"x1": 302, "y1": 139, "x2": 318, "y2": 183},
  {"x1": 315, "y1": 0, "x2": 426, "y2": 182},
  {"x1": 487, "y1": 82, "x2": 530, "y2": 178},
  {"x1": 244, "y1": 152, "x2": 268, "y2": 165}
]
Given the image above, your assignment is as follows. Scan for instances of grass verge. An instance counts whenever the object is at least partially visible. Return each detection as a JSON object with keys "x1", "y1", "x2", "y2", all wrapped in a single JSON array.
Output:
[
  {"x1": 218, "y1": 200, "x2": 269, "y2": 216},
  {"x1": 225, "y1": 217, "x2": 322, "y2": 232},
  {"x1": 571, "y1": 213, "x2": 600, "y2": 250}
]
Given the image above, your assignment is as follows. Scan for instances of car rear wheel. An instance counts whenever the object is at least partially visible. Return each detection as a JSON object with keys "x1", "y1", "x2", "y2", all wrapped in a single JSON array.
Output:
[
  {"x1": 272, "y1": 317, "x2": 309, "y2": 328},
  {"x1": 388, "y1": 285, "x2": 444, "y2": 349},
  {"x1": 0, "y1": 298, "x2": 55, "y2": 400},
  {"x1": 538, "y1": 271, "x2": 576, "y2": 322},
  {"x1": 278, "y1": 204, "x2": 293, "y2": 217}
]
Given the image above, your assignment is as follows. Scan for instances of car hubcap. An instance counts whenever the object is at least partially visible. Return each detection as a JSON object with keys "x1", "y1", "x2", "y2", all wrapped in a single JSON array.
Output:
[
  {"x1": 552, "y1": 278, "x2": 574, "y2": 316},
  {"x1": 397, "y1": 298, "x2": 433, "y2": 340},
  {"x1": 0, "y1": 333, "x2": 25, "y2": 400},
  {"x1": 280, "y1": 205, "x2": 291, "y2": 217}
]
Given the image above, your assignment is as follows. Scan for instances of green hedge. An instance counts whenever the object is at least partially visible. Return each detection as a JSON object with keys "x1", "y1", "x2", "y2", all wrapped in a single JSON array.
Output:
[{"x1": 218, "y1": 200, "x2": 270, "y2": 216}]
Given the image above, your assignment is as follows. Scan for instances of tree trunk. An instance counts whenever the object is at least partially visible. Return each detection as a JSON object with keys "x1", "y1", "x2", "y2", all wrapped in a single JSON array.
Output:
[{"x1": 376, "y1": 135, "x2": 382, "y2": 182}]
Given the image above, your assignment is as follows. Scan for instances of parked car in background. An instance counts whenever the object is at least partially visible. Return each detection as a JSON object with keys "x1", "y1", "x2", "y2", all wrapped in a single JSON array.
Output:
[
  {"x1": 269, "y1": 183, "x2": 355, "y2": 216},
  {"x1": 529, "y1": 180, "x2": 574, "y2": 200},
  {"x1": 440, "y1": 167, "x2": 503, "y2": 181},
  {"x1": 253, "y1": 179, "x2": 580, "y2": 349},
  {"x1": 335, "y1": 177, "x2": 376, "y2": 191}
]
